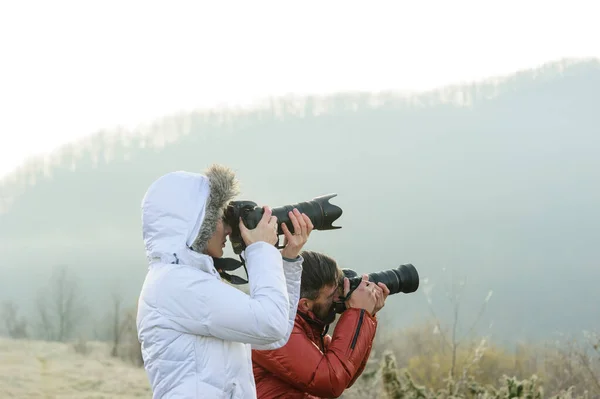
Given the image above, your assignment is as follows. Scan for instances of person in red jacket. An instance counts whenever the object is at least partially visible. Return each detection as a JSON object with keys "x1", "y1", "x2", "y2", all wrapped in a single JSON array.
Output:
[{"x1": 252, "y1": 250, "x2": 389, "y2": 398}]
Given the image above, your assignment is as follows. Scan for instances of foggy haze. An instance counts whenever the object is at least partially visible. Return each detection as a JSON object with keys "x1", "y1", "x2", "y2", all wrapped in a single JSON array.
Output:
[{"x1": 1, "y1": 58, "x2": 599, "y2": 348}]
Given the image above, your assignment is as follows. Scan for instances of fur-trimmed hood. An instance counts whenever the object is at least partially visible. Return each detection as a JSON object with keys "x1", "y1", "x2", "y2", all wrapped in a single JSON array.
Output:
[{"x1": 141, "y1": 164, "x2": 240, "y2": 265}]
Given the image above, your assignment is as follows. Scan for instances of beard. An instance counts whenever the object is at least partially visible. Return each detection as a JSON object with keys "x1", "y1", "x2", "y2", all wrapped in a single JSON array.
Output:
[{"x1": 313, "y1": 303, "x2": 337, "y2": 325}]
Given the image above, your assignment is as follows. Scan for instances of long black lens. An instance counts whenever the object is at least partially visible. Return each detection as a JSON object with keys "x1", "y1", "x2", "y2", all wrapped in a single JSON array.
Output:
[
  {"x1": 225, "y1": 194, "x2": 342, "y2": 254},
  {"x1": 271, "y1": 193, "x2": 342, "y2": 234},
  {"x1": 346, "y1": 264, "x2": 419, "y2": 295},
  {"x1": 238, "y1": 194, "x2": 342, "y2": 234}
]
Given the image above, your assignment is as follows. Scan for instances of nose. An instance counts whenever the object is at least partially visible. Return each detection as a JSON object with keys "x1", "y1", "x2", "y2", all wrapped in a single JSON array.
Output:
[{"x1": 224, "y1": 223, "x2": 232, "y2": 235}]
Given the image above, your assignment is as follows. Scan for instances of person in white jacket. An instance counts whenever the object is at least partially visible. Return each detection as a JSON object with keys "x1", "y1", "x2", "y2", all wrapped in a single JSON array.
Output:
[{"x1": 136, "y1": 164, "x2": 313, "y2": 398}]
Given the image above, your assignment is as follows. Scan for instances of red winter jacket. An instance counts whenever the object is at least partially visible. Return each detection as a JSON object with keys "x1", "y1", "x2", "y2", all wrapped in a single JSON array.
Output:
[{"x1": 252, "y1": 306, "x2": 378, "y2": 398}]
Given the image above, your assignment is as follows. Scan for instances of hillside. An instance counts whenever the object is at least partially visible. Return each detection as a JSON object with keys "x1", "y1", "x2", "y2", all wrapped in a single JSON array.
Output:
[{"x1": 0, "y1": 57, "x2": 599, "y2": 345}]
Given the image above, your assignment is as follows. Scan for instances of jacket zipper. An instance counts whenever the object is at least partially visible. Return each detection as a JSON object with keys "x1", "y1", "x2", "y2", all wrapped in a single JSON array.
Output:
[{"x1": 350, "y1": 309, "x2": 365, "y2": 350}]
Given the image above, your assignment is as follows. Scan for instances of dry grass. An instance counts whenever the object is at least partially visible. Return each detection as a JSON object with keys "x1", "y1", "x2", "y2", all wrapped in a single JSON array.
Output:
[
  {"x1": 0, "y1": 337, "x2": 150, "y2": 399},
  {"x1": 1, "y1": 322, "x2": 598, "y2": 398},
  {"x1": 340, "y1": 323, "x2": 599, "y2": 399}
]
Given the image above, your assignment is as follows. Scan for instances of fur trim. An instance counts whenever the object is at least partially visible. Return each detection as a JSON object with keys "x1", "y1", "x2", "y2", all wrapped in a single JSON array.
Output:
[{"x1": 190, "y1": 164, "x2": 240, "y2": 253}]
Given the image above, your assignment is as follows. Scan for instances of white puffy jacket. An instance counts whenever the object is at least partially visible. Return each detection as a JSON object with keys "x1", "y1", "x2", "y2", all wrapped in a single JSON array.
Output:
[{"x1": 136, "y1": 168, "x2": 302, "y2": 398}]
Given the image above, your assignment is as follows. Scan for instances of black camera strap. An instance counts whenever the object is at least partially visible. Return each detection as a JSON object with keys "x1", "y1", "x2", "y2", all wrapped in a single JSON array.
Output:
[
  {"x1": 332, "y1": 299, "x2": 348, "y2": 314},
  {"x1": 212, "y1": 256, "x2": 249, "y2": 285}
]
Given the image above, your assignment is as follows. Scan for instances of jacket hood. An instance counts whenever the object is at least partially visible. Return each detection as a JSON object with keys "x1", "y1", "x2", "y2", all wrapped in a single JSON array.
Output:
[{"x1": 141, "y1": 164, "x2": 240, "y2": 265}]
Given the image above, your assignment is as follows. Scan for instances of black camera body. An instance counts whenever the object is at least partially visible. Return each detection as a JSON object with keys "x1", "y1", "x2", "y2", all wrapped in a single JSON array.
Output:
[
  {"x1": 332, "y1": 263, "x2": 420, "y2": 313},
  {"x1": 223, "y1": 193, "x2": 343, "y2": 254}
]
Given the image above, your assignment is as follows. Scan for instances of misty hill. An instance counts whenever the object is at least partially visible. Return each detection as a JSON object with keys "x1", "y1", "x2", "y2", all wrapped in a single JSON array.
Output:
[{"x1": 1, "y1": 58, "x2": 599, "y2": 345}]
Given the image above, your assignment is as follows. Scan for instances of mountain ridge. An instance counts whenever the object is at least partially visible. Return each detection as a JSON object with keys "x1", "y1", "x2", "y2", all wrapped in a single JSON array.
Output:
[{"x1": 1, "y1": 56, "x2": 599, "y2": 346}]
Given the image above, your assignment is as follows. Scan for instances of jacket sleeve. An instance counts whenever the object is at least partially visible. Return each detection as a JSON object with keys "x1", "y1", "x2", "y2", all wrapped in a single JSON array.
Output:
[
  {"x1": 252, "y1": 255, "x2": 303, "y2": 350},
  {"x1": 156, "y1": 242, "x2": 290, "y2": 345},
  {"x1": 252, "y1": 307, "x2": 377, "y2": 398},
  {"x1": 347, "y1": 316, "x2": 375, "y2": 387},
  {"x1": 322, "y1": 327, "x2": 374, "y2": 388}
]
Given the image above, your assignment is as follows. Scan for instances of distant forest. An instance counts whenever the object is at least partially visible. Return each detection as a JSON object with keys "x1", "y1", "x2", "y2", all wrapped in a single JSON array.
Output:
[{"x1": 1, "y1": 58, "x2": 599, "y2": 348}]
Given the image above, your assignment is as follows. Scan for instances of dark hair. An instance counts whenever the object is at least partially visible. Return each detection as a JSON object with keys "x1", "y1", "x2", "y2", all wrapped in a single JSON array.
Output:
[{"x1": 299, "y1": 250, "x2": 342, "y2": 300}]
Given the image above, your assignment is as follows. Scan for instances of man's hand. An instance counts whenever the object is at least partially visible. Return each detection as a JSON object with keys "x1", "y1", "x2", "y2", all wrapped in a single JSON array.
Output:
[
  {"x1": 280, "y1": 208, "x2": 313, "y2": 259},
  {"x1": 239, "y1": 206, "x2": 278, "y2": 246},
  {"x1": 372, "y1": 282, "x2": 389, "y2": 316},
  {"x1": 343, "y1": 274, "x2": 380, "y2": 316}
]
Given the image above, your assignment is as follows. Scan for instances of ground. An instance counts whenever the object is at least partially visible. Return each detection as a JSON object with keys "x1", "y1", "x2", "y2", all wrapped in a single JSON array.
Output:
[{"x1": 0, "y1": 338, "x2": 151, "y2": 398}]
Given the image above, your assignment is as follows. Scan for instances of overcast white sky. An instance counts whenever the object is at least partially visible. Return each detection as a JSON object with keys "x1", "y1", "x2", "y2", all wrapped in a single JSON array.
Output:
[{"x1": 0, "y1": 0, "x2": 598, "y2": 178}]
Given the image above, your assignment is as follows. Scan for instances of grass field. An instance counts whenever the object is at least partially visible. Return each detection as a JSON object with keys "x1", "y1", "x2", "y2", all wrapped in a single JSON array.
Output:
[
  {"x1": 0, "y1": 338, "x2": 150, "y2": 399},
  {"x1": 1, "y1": 326, "x2": 598, "y2": 399}
]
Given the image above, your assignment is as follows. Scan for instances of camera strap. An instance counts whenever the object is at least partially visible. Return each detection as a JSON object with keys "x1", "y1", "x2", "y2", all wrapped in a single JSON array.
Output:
[{"x1": 212, "y1": 256, "x2": 249, "y2": 285}]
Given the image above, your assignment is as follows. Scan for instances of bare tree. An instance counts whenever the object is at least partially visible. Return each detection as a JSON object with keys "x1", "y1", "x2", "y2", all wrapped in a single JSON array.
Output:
[
  {"x1": 422, "y1": 270, "x2": 493, "y2": 382},
  {"x1": 543, "y1": 330, "x2": 600, "y2": 397},
  {"x1": 93, "y1": 286, "x2": 142, "y2": 366},
  {"x1": 121, "y1": 306, "x2": 144, "y2": 366},
  {"x1": 35, "y1": 265, "x2": 86, "y2": 342},
  {"x1": 571, "y1": 330, "x2": 600, "y2": 395},
  {"x1": 108, "y1": 290, "x2": 130, "y2": 357},
  {"x1": 1, "y1": 300, "x2": 29, "y2": 338}
]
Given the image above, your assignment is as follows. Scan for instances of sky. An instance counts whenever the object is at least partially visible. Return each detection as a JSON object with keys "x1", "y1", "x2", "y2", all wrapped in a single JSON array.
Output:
[{"x1": 0, "y1": 0, "x2": 598, "y2": 179}]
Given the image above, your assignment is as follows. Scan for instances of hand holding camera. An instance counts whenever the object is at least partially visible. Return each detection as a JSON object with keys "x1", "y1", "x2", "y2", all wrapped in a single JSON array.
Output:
[
  {"x1": 224, "y1": 194, "x2": 342, "y2": 255},
  {"x1": 372, "y1": 280, "x2": 390, "y2": 316},
  {"x1": 239, "y1": 206, "x2": 279, "y2": 246},
  {"x1": 343, "y1": 274, "x2": 387, "y2": 316},
  {"x1": 280, "y1": 208, "x2": 314, "y2": 260}
]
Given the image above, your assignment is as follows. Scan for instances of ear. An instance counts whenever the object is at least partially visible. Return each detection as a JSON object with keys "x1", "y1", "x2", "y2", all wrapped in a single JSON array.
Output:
[{"x1": 298, "y1": 298, "x2": 312, "y2": 313}]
